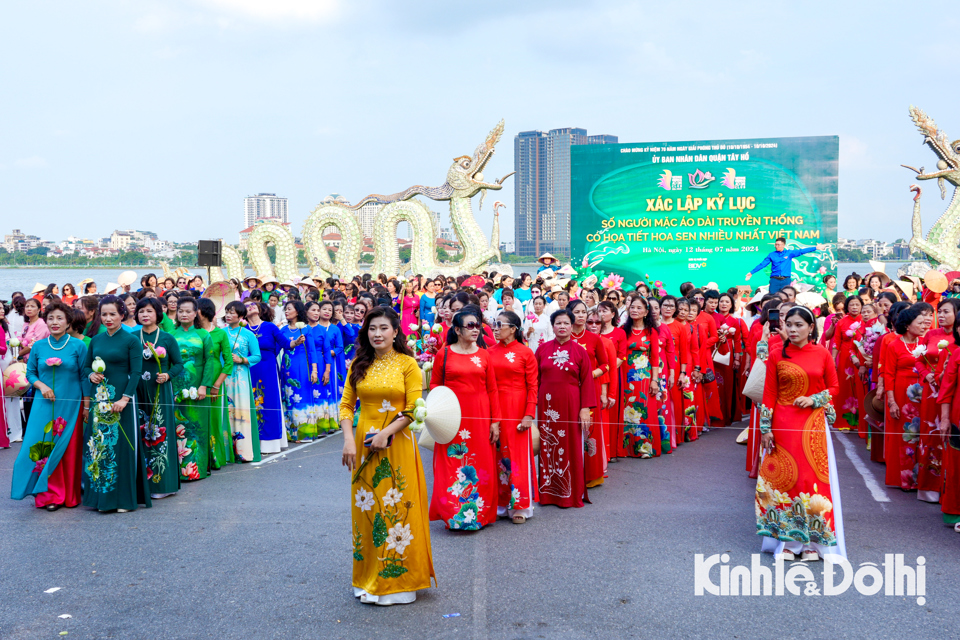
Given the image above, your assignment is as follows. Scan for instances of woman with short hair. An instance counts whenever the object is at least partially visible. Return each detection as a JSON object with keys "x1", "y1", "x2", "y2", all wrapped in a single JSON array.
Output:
[
  {"x1": 134, "y1": 297, "x2": 183, "y2": 498},
  {"x1": 171, "y1": 296, "x2": 215, "y2": 481},
  {"x1": 535, "y1": 309, "x2": 596, "y2": 508},
  {"x1": 223, "y1": 300, "x2": 262, "y2": 462},
  {"x1": 11, "y1": 301, "x2": 88, "y2": 510},
  {"x1": 244, "y1": 300, "x2": 288, "y2": 455}
]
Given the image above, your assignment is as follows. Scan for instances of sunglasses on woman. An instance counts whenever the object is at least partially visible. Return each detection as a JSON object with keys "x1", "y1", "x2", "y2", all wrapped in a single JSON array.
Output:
[
  {"x1": 462, "y1": 322, "x2": 481, "y2": 330},
  {"x1": 493, "y1": 321, "x2": 518, "y2": 330},
  {"x1": 586, "y1": 320, "x2": 602, "y2": 325}
]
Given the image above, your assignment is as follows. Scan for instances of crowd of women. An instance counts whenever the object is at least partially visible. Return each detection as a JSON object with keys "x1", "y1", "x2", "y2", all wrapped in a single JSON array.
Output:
[{"x1": 5, "y1": 260, "x2": 960, "y2": 606}]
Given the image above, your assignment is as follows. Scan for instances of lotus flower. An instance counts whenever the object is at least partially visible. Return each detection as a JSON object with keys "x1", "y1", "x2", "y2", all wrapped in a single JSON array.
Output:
[
  {"x1": 408, "y1": 323, "x2": 419, "y2": 332},
  {"x1": 431, "y1": 324, "x2": 443, "y2": 334},
  {"x1": 422, "y1": 361, "x2": 433, "y2": 372},
  {"x1": 45, "y1": 357, "x2": 62, "y2": 367},
  {"x1": 155, "y1": 346, "x2": 166, "y2": 357},
  {"x1": 526, "y1": 313, "x2": 537, "y2": 321},
  {"x1": 92, "y1": 357, "x2": 106, "y2": 373},
  {"x1": 8, "y1": 337, "x2": 21, "y2": 348},
  {"x1": 938, "y1": 340, "x2": 949, "y2": 350},
  {"x1": 600, "y1": 274, "x2": 624, "y2": 290},
  {"x1": 52, "y1": 417, "x2": 67, "y2": 436},
  {"x1": 295, "y1": 322, "x2": 307, "y2": 329},
  {"x1": 911, "y1": 345, "x2": 928, "y2": 359},
  {"x1": 189, "y1": 387, "x2": 198, "y2": 400}
]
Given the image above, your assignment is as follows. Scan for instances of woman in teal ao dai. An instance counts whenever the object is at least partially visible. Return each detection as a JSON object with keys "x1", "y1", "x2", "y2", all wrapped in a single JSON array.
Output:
[
  {"x1": 11, "y1": 301, "x2": 88, "y2": 510},
  {"x1": 223, "y1": 301, "x2": 262, "y2": 462},
  {"x1": 134, "y1": 298, "x2": 184, "y2": 498},
  {"x1": 171, "y1": 296, "x2": 216, "y2": 481},
  {"x1": 279, "y1": 300, "x2": 320, "y2": 441},
  {"x1": 82, "y1": 296, "x2": 152, "y2": 512}
]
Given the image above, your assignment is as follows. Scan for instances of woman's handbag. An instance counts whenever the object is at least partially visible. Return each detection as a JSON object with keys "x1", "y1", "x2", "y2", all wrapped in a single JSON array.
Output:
[
  {"x1": 712, "y1": 348, "x2": 731, "y2": 367},
  {"x1": 742, "y1": 359, "x2": 766, "y2": 404}
]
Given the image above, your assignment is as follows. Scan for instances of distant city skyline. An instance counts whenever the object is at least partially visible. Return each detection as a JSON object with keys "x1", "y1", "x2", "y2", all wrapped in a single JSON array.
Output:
[{"x1": 515, "y1": 128, "x2": 618, "y2": 256}]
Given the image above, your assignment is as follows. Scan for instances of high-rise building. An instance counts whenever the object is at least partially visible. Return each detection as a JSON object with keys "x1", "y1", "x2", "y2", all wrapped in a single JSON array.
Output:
[
  {"x1": 244, "y1": 193, "x2": 289, "y2": 228},
  {"x1": 514, "y1": 128, "x2": 618, "y2": 256}
]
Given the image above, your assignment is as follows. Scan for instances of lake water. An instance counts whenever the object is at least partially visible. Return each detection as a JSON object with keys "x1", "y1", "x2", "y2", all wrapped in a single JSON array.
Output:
[{"x1": 0, "y1": 262, "x2": 915, "y2": 300}]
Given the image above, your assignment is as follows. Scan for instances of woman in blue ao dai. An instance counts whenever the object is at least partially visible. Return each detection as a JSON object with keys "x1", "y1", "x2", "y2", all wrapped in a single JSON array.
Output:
[
  {"x1": 244, "y1": 300, "x2": 288, "y2": 454},
  {"x1": 306, "y1": 300, "x2": 342, "y2": 433},
  {"x1": 222, "y1": 301, "x2": 262, "y2": 462},
  {"x1": 279, "y1": 300, "x2": 320, "y2": 441}
]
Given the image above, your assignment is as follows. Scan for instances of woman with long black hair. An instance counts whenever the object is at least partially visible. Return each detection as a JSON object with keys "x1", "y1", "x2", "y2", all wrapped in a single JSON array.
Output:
[
  {"x1": 489, "y1": 310, "x2": 538, "y2": 523},
  {"x1": 429, "y1": 305, "x2": 501, "y2": 530},
  {"x1": 756, "y1": 306, "x2": 844, "y2": 562},
  {"x1": 340, "y1": 306, "x2": 435, "y2": 605}
]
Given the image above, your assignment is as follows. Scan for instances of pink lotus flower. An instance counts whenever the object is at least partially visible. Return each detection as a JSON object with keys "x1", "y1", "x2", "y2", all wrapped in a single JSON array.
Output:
[
  {"x1": 33, "y1": 457, "x2": 48, "y2": 473},
  {"x1": 178, "y1": 441, "x2": 192, "y2": 462},
  {"x1": 844, "y1": 330, "x2": 855, "y2": 338},
  {"x1": 182, "y1": 462, "x2": 200, "y2": 480},
  {"x1": 52, "y1": 416, "x2": 67, "y2": 436},
  {"x1": 176, "y1": 424, "x2": 186, "y2": 439},
  {"x1": 45, "y1": 357, "x2": 62, "y2": 367},
  {"x1": 842, "y1": 397, "x2": 858, "y2": 412},
  {"x1": 600, "y1": 274, "x2": 624, "y2": 290},
  {"x1": 526, "y1": 313, "x2": 537, "y2": 321},
  {"x1": 154, "y1": 346, "x2": 166, "y2": 358}
]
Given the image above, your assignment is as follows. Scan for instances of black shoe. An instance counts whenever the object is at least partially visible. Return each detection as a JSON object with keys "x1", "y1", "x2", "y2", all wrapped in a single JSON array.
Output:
[{"x1": 44, "y1": 504, "x2": 62, "y2": 512}]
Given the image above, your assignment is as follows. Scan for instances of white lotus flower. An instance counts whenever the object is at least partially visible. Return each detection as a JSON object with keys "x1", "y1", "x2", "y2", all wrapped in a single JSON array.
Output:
[
  {"x1": 408, "y1": 323, "x2": 419, "y2": 332},
  {"x1": 458, "y1": 429, "x2": 471, "y2": 440},
  {"x1": 189, "y1": 387, "x2": 198, "y2": 400},
  {"x1": 911, "y1": 344, "x2": 928, "y2": 359},
  {"x1": 938, "y1": 340, "x2": 949, "y2": 350},
  {"x1": 92, "y1": 357, "x2": 106, "y2": 373},
  {"x1": 413, "y1": 407, "x2": 427, "y2": 422},
  {"x1": 354, "y1": 488, "x2": 374, "y2": 512},
  {"x1": 378, "y1": 400, "x2": 396, "y2": 413},
  {"x1": 383, "y1": 488, "x2": 403, "y2": 507},
  {"x1": 385, "y1": 523, "x2": 413, "y2": 555}
]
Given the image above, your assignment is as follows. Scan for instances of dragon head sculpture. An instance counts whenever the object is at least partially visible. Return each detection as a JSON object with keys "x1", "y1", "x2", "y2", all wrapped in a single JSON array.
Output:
[
  {"x1": 905, "y1": 106, "x2": 960, "y2": 199},
  {"x1": 444, "y1": 120, "x2": 515, "y2": 207}
]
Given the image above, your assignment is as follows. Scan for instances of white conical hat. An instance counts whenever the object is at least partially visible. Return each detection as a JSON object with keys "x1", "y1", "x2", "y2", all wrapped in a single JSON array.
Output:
[
  {"x1": 117, "y1": 270, "x2": 138, "y2": 287},
  {"x1": 422, "y1": 385, "x2": 461, "y2": 445},
  {"x1": 418, "y1": 428, "x2": 435, "y2": 452},
  {"x1": 530, "y1": 424, "x2": 540, "y2": 455}
]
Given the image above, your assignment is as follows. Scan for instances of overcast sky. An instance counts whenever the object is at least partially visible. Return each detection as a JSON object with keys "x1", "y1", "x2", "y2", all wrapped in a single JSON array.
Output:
[{"x1": 2, "y1": 0, "x2": 957, "y2": 245}]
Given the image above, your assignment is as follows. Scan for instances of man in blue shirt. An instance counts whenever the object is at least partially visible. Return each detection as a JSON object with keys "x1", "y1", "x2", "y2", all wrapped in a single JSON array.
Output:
[{"x1": 745, "y1": 237, "x2": 823, "y2": 293}]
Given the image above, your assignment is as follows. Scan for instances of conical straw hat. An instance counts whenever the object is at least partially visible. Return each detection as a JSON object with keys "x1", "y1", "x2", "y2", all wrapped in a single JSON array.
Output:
[
  {"x1": 423, "y1": 385, "x2": 461, "y2": 445},
  {"x1": 117, "y1": 270, "x2": 138, "y2": 287},
  {"x1": 530, "y1": 424, "x2": 540, "y2": 455},
  {"x1": 418, "y1": 428, "x2": 435, "y2": 452}
]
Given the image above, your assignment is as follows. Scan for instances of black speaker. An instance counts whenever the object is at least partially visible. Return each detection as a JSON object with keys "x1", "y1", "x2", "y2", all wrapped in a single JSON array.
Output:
[{"x1": 197, "y1": 240, "x2": 222, "y2": 267}]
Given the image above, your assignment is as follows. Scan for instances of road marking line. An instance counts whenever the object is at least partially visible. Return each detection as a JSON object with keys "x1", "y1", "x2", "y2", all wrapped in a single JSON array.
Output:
[
  {"x1": 837, "y1": 432, "x2": 890, "y2": 503},
  {"x1": 472, "y1": 535, "x2": 487, "y2": 640},
  {"x1": 250, "y1": 435, "x2": 332, "y2": 466}
]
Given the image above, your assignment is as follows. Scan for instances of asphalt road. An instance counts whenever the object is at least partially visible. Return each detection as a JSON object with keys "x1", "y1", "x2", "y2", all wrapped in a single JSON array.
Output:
[{"x1": 0, "y1": 423, "x2": 954, "y2": 639}]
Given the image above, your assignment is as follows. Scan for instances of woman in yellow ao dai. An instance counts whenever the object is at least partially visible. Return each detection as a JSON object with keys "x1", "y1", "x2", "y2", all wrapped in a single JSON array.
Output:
[{"x1": 340, "y1": 307, "x2": 435, "y2": 606}]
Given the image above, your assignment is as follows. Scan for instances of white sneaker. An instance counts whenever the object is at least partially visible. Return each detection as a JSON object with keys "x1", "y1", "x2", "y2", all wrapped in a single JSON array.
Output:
[{"x1": 778, "y1": 550, "x2": 795, "y2": 561}]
